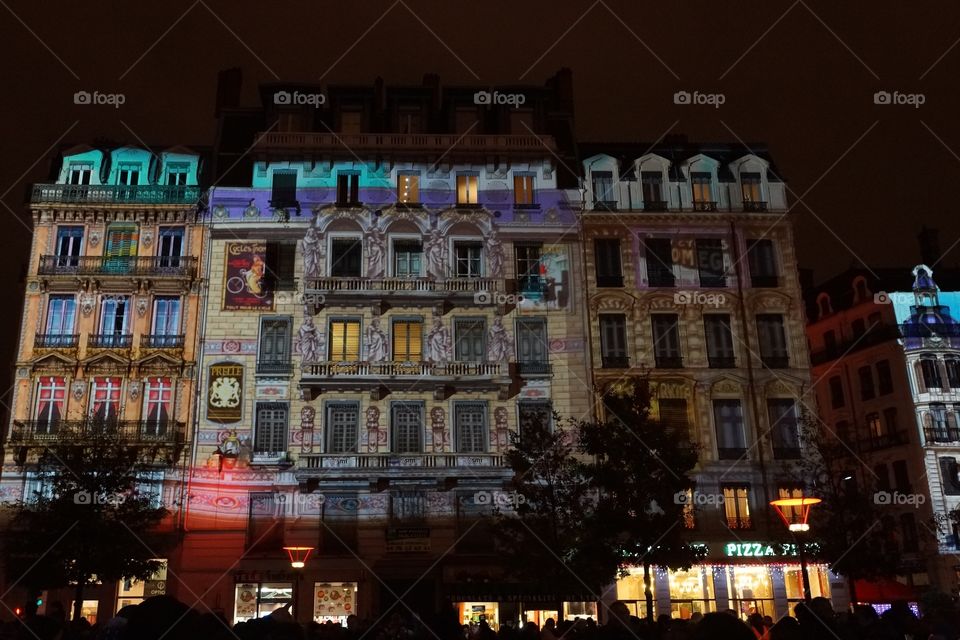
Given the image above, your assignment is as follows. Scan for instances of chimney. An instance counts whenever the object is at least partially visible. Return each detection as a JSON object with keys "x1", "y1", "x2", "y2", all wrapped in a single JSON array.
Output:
[
  {"x1": 214, "y1": 68, "x2": 242, "y2": 117},
  {"x1": 918, "y1": 226, "x2": 940, "y2": 266}
]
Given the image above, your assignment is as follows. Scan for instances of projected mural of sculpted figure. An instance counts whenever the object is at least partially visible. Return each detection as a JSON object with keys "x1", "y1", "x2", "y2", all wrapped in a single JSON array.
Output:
[
  {"x1": 425, "y1": 227, "x2": 448, "y2": 279},
  {"x1": 366, "y1": 223, "x2": 386, "y2": 278},
  {"x1": 365, "y1": 317, "x2": 389, "y2": 362},
  {"x1": 297, "y1": 316, "x2": 322, "y2": 363},
  {"x1": 301, "y1": 225, "x2": 322, "y2": 278},
  {"x1": 426, "y1": 315, "x2": 453, "y2": 363},
  {"x1": 487, "y1": 315, "x2": 512, "y2": 362},
  {"x1": 485, "y1": 228, "x2": 505, "y2": 277}
]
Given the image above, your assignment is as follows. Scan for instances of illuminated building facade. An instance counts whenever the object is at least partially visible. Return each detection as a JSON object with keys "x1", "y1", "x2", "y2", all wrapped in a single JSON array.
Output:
[
  {"x1": 1, "y1": 145, "x2": 205, "y2": 621},
  {"x1": 577, "y1": 141, "x2": 834, "y2": 620}
]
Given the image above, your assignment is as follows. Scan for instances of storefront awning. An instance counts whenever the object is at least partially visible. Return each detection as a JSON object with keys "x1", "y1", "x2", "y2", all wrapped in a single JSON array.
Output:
[
  {"x1": 853, "y1": 578, "x2": 916, "y2": 603},
  {"x1": 446, "y1": 583, "x2": 599, "y2": 603}
]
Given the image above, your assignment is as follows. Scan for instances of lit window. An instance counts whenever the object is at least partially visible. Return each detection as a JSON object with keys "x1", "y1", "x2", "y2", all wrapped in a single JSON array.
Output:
[
  {"x1": 329, "y1": 320, "x2": 360, "y2": 361},
  {"x1": 143, "y1": 377, "x2": 173, "y2": 437},
  {"x1": 456, "y1": 174, "x2": 479, "y2": 205},
  {"x1": 514, "y1": 174, "x2": 535, "y2": 206},
  {"x1": 392, "y1": 320, "x2": 422, "y2": 362},
  {"x1": 691, "y1": 172, "x2": 713, "y2": 206},
  {"x1": 34, "y1": 376, "x2": 66, "y2": 435},
  {"x1": 90, "y1": 377, "x2": 123, "y2": 422},
  {"x1": 722, "y1": 485, "x2": 752, "y2": 529},
  {"x1": 741, "y1": 172, "x2": 762, "y2": 203},
  {"x1": 397, "y1": 173, "x2": 420, "y2": 204}
]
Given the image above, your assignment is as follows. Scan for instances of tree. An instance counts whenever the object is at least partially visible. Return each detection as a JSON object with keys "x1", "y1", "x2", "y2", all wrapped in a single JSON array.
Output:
[
  {"x1": 797, "y1": 415, "x2": 900, "y2": 604},
  {"x1": 4, "y1": 422, "x2": 173, "y2": 622},
  {"x1": 578, "y1": 377, "x2": 704, "y2": 622},
  {"x1": 494, "y1": 409, "x2": 620, "y2": 616}
]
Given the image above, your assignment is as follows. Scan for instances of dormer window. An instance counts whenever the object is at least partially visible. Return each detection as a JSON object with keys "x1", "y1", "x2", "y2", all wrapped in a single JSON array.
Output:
[
  {"x1": 117, "y1": 163, "x2": 140, "y2": 186},
  {"x1": 691, "y1": 172, "x2": 715, "y2": 211},
  {"x1": 67, "y1": 163, "x2": 92, "y2": 185},
  {"x1": 641, "y1": 171, "x2": 665, "y2": 211},
  {"x1": 591, "y1": 171, "x2": 615, "y2": 210},
  {"x1": 166, "y1": 163, "x2": 189, "y2": 186},
  {"x1": 741, "y1": 172, "x2": 765, "y2": 211}
]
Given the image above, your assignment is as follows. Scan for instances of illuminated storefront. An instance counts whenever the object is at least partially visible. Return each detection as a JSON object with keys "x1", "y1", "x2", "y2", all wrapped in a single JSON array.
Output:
[
  {"x1": 117, "y1": 561, "x2": 168, "y2": 610},
  {"x1": 234, "y1": 582, "x2": 294, "y2": 623},
  {"x1": 784, "y1": 564, "x2": 831, "y2": 609},
  {"x1": 728, "y1": 565, "x2": 774, "y2": 618},
  {"x1": 313, "y1": 582, "x2": 357, "y2": 623},
  {"x1": 614, "y1": 567, "x2": 656, "y2": 619},
  {"x1": 667, "y1": 567, "x2": 716, "y2": 619}
]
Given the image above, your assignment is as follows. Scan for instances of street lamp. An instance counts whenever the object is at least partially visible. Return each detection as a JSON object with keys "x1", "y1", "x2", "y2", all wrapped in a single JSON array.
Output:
[
  {"x1": 770, "y1": 497, "x2": 821, "y2": 602},
  {"x1": 283, "y1": 546, "x2": 315, "y2": 622}
]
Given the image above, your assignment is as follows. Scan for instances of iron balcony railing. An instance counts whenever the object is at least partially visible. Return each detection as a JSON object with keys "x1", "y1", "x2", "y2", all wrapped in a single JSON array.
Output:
[
  {"x1": 140, "y1": 334, "x2": 185, "y2": 349},
  {"x1": 642, "y1": 200, "x2": 669, "y2": 212},
  {"x1": 517, "y1": 361, "x2": 552, "y2": 376},
  {"x1": 925, "y1": 427, "x2": 960, "y2": 444},
  {"x1": 88, "y1": 334, "x2": 133, "y2": 348},
  {"x1": 857, "y1": 430, "x2": 908, "y2": 453},
  {"x1": 303, "y1": 361, "x2": 504, "y2": 378},
  {"x1": 305, "y1": 277, "x2": 502, "y2": 294},
  {"x1": 298, "y1": 453, "x2": 506, "y2": 470},
  {"x1": 31, "y1": 183, "x2": 201, "y2": 204},
  {"x1": 742, "y1": 201, "x2": 768, "y2": 212},
  {"x1": 38, "y1": 255, "x2": 197, "y2": 278},
  {"x1": 35, "y1": 333, "x2": 79, "y2": 348},
  {"x1": 692, "y1": 201, "x2": 718, "y2": 212},
  {"x1": 9, "y1": 420, "x2": 186, "y2": 446},
  {"x1": 257, "y1": 360, "x2": 293, "y2": 375}
]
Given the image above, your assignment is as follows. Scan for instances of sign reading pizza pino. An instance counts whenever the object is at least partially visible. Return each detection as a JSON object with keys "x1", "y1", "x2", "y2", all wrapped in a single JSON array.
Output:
[{"x1": 208, "y1": 362, "x2": 243, "y2": 423}]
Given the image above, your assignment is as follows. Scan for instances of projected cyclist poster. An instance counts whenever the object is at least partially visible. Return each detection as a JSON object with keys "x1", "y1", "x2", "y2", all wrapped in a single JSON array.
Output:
[{"x1": 224, "y1": 242, "x2": 274, "y2": 310}]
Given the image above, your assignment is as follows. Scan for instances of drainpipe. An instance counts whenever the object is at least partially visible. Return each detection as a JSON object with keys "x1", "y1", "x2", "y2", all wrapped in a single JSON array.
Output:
[
  {"x1": 577, "y1": 184, "x2": 598, "y2": 422},
  {"x1": 728, "y1": 220, "x2": 771, "y2": 522}
]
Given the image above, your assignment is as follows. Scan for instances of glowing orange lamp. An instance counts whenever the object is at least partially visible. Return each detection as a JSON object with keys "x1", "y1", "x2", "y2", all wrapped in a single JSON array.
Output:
[
  {"x1": 283, "y1": 546, "x2": 314, "y2": 569},
  {"x1": 770, "y1": 496, "x2": 821, "y2": 532}
]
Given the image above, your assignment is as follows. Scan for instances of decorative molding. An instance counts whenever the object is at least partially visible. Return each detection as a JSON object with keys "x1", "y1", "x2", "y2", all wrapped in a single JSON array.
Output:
[
  {"x1": 128, "y1": 381, "x2": 141, "y2": 402},
  {"x1": 80, "y1": 293, "x2": 95, "y2": 317},
  {"x1": 136, "y1": 296, "x2": 149, "y2": 317},
  {"x1": 71, "y1": 380, "x2": 85, "y2": 400},
  {"x1": 711, "y1": 379, "x2": 742, "y2": 396}
]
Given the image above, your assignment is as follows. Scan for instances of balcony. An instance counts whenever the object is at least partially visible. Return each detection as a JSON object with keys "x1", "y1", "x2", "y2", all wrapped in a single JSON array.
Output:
[
  {"x1": 642, "y1": 201, "x2": 668, "y2": 212},
  {"x1": 296, "y1": 452, "x2": 510, "y2": 480},
  {"x1": 300, "y1": 360, "x2": 507, "y2": 395},
  {"x1": 742, "y1": 201, "x2": 768, "y2": 212},
  {"x1": 9, "y1": 420, "x2": 186, "y2": 447},
  {"x1": 35, "y1": 334, "x2": 79, "y2": 350},
  {"x1": 255, "y1": 132, "x2": 556, "y2": 155},
  {"x1": 141, "y1": 334, "x2": 184, "y2": 349},
  {"x1": 857, "y1": 430, "x2": 908, "y2": 453},
  {"x1": 708, "y1": 356, "x2": 736, "y2": 369},
  {"x1": 38, "y1": 255, "x2": 197, "y2": 279},
  {"x1": 303, "y1": 277, "x2": 505, "y2": 311},
  {"x1": 726, "y1": 517, "x2": 753, "y2": 529},
  {"x1": 257, "y1": 359, "x2": 293, "y2": 375},
  {"x1": 31, "y1": 183, "x2": 202, "y2": 205},
  {"x1": 88, "y1": 334, "x2": 133, "y2": 349},
  {"x1": 692, "y1": 201, "x2": 718, "y2": 212},
  {"x1": 925, "y1": 427, "x2": 960, "y2": 444},
  {"x1": 517, "y1": 361, "x2": 552, "y2": 377},
  {"x1": 750, "y1": 274, "x2": 780, "y2": 288},
  {"x1": 760, "y1": 355, "x2": 790, "y2": 369},
  {"x1": 601, "y1": 356, "x2": 630, "y2": 369},
  {"x1": 655, "y1": 355, "x2": 684, "y2": 369},
  {"x1": 592, "y1": 201, "x2": 618, "y2": 212}
]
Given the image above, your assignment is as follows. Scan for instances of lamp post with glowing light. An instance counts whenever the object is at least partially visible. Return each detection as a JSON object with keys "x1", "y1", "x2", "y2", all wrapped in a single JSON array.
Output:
[
  {"x1": 770, "y1": 497, "x2": 820, "y2": 602},
  {"x1": 283, "y1": 546, "x2": 314, "y2": 622}
]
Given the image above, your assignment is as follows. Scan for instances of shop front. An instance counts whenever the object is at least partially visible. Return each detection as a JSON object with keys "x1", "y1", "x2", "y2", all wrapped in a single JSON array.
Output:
[
  {"x1": 447, "y1": 584, "x2": 599, "y2": 629},
  {"x1": 232, "y1": 570, "x2": 361, "y2": 624}
]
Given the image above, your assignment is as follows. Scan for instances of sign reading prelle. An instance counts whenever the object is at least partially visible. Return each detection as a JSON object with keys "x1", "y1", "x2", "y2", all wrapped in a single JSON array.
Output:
[{"x1": 208, "y1": 362, "x2": 243, "y2": 423}]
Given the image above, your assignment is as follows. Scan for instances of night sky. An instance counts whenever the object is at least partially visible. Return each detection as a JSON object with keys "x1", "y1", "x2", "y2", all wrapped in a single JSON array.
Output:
[{"x1": 1, "y1": 1, "x2": 959, "y2": 319}]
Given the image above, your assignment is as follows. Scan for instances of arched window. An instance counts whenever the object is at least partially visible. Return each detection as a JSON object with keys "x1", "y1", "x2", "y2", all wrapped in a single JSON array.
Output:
[
  {"x1": 817, "y1": 294, "x2": 832, "y2": 319},
  {"x1": 853, "y1": 277, "x2": 869, "y2": 302}
]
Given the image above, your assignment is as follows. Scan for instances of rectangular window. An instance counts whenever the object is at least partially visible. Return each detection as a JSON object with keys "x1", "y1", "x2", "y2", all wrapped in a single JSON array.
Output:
[
  {"x1": 330, "y1": 237, "x2": 363, "y2": 278},
  {"x1": 514, "y1": 174, "x2": 536, "y2": 206},
  {"x1": 105, "y1": 224, "x2": 138, "y2": 259},
  {"x1": 34, "y1": 376, "x2": 66, "y2": 435},
  {"x1": 455, "y1": 402, "x2": 486, "y2": 453},
  {"x1": 600, "y1": 314, "x2": 629, "y2": 368},
  {"x1": 455, "y1": 318, "x2": 485, "y2": 362},
  {"x1": 704, "y1": 315, "x2": 735, "y2": 368},
  {"x1": 117, "y1": 163, "x2": 140, "y2": 186},
  {"x1": 456, "y1": 174, "x2": 479, "y2": 205},
  {"x1": 829, "y1": 376, "x2": 845, "y2": 409},
  {"x1": 392, "y1": 402, "x2": 423, "y2": 453},
  {"x1": 55, "y1": 226, "x2": 83, "y2": 268},
  {"x1": 747, "y1": 239, "x2": 778, "y2": 287},
  {"x1": 397, "y1": 172, "x2": 420, "y2": 204},
  {"x1": 859, "y1": 366, "x2": 875, "y2": 400},
  {"x1": 946, "y1": 358, "x2": 960, "y2": 390},
  {"x1": 265, "y1": 241, "x2": 297, "y2": 290},
  {"x1": 136, "y1": 469, "x2": 164, "y2": 509},
  {"x1": 336, "y1": 172, "x2": 360, "y2": 206},
  {"x1": 756, "y1": 314, "x2": 789, "y2": 368},
  {"x1": 921, "y1": 358, "x2": 942, "y2": 390},
  {"x1": 652, "y1": 314, "x2": 682, "y2": 368},
  {"x1": 591, "y1": 171, "x2": 615, "y2": 208},
  {"x1": 644, "y1": 238, "x2": 675, "y2": 287},
  {"x1": 516, "y1": 317, "x2": 548, "y2": 374},
  {"x1": 454, "y1": 242, "x2": 483, "y2": 278},
  {"x1": 515, "y1": 244, "x2": 544, "y2": 293},
  {"x1": 696, "y1": 238, "x2": 726, "y2": 287},
  {"x1": 254, "y1": 402, "x2": 288, "y2": 454},
  {"x1": 714, "y1": 400, "x2": 747, "y2": 459},
  {"x1": 778, "y1": 486, "x2": 805, "y2": 525},
  {"x1": 152, "y1": 297, "x2": 181, "y2": 336},
  {"x1": 326, "y1": 402, "x2": 359, "y2": 454},
  {"x1": 594, "y1": 239, "x2": 623, "y2": 287},
  {"x1": 393, "y1": 240, "x2": 423, "y2": 278},
  {"x1": 741, "y1": 172, "x2": 763, "y2": 205},
  {"x1": 867, "y1": 412, "x2": 883, "y2": 438},
  {"x1": 90, "y1": 377, "x2": 122, "y2": 422},
  {"x1": 329, "y1": 320, "x2": 361, "y2": 361},
  {"x1": 392, "y1": 320, "x2": 423, "y2": 362},
  {"x1": 768, "y1": 399, "x2": 800, "y2": 459},
  {"x1": 340, "y1": 109, "x2": 362, "y2": 133},
  {"x1": 270, "y1": 169, "x2": 297, "y2": 207},
  {"x1": 45, "y1": 295, "x2": 76, "y2": 337},
  {"x1": 166, "y1": 164, "x2": 189, "y2": 186},
  {"x1": 691, "y1": 172, "x2": 714, "y2": 208},
  {"x1": 143, "y1": 377, "x2": 173, "y2": 437},
  {"x1": 68, "y1": 163, "x2": 92, "y2": 185},
  {"x1": 518, "y1": 400, "x2": 552, "y2": 436},
  {"x1": 157, "y1": 227, "x2": 184, "y2": 268},
  {"x1": 659, "y1": 398, "x2": 689, "y2": 440},
  {"x1": 99, "y1": 296, "x2": 130, "y2": 343},
  {"x1": 641, "y1": 171, "x2": 664, "y2": 210},
  {"x1": 258, "y1": 317, "x2": 292, "y2": 373},
  {"x1": 722, "y1": 485, "x2": 752, "y2": 529}
]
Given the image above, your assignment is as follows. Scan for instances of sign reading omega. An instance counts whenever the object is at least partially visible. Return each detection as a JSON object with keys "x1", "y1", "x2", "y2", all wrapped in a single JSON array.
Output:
[{"x1": 208, "y1": 361, "x2": 243, "y2": 423}]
